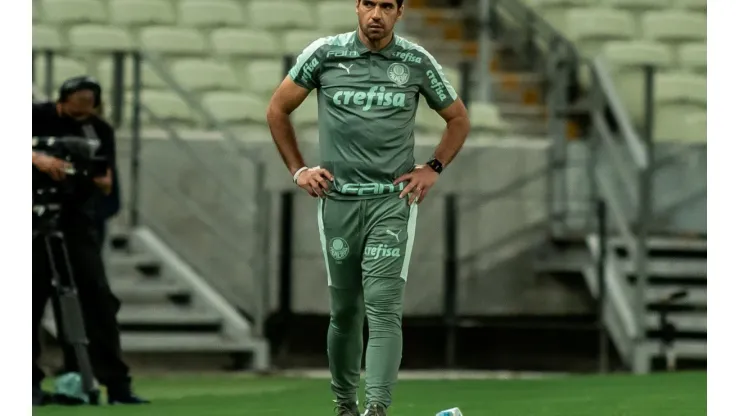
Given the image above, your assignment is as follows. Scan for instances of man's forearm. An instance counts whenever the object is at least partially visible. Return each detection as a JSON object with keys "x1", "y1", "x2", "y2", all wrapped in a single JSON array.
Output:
[
  {"x1": 433, "y1": 116, "x2": 470, "y2": 167},
  {"x1": 266, "y1": 108, "x2": 307, "y2": 176}
]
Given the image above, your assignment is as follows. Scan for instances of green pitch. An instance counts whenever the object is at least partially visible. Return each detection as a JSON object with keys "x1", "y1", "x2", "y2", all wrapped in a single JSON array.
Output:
[{"x1": 34, "y1": 371, "x2": 706, "y2": 416}]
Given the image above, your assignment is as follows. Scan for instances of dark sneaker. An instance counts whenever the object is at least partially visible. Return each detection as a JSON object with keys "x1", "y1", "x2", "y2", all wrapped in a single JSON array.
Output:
[
  {"x1": 363, "y1": 403, "x2": 387, "y2": 416},
  {"x1": 334, "y1": 399, "x2": 360, "y2": 416}
]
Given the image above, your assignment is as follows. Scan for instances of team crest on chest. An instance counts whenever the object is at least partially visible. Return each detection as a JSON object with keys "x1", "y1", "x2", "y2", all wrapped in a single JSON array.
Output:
[{"x1": 387, "y1": 63, "x2": 410, "y2": 87}]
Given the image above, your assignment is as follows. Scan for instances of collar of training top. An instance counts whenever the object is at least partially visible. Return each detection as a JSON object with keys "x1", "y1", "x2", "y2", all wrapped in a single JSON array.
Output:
[{"x1": 352, "y1": 29, "x2": 398, "y2": 58}]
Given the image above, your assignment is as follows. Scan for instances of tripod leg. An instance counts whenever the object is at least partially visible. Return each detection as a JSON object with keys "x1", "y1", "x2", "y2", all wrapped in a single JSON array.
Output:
[{"x1": 44, "y1": 233, "x2": 100, "y2": 405}]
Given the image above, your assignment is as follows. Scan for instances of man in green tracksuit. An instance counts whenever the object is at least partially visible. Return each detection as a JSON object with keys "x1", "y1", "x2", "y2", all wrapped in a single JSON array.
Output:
[{"x1": 266, "y1": 1, "x2": 470, "y2": 415}]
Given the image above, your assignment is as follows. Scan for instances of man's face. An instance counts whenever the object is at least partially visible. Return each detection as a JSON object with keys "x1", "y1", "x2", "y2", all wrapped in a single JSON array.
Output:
[
  {"x1": 57, "y1": 89, "x2": 96, "y2": 122},
  {"x1": 356, "y1": 0, "x2": 403, "y2": 41}
]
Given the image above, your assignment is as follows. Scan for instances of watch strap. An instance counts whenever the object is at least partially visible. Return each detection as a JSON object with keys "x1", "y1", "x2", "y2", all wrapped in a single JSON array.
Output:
[{"x1": 426, "y1": 158, "x2": 444, "y2": 174}]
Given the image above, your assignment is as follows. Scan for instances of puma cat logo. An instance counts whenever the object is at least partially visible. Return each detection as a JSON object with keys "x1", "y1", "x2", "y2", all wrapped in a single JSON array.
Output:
[{"x1": 338, "y1": 63, "x2": 353, "y2": 74}]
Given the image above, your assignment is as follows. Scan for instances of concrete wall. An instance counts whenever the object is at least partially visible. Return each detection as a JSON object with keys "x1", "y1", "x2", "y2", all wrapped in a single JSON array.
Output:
[{"x1": 113, "y1": 129, "x2": 705, "y2": 317}]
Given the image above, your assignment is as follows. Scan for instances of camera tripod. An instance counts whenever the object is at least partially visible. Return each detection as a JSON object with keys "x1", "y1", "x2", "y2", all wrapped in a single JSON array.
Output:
[{"x1": 34, "y1": 205, "x2": 100, "y2": 405}]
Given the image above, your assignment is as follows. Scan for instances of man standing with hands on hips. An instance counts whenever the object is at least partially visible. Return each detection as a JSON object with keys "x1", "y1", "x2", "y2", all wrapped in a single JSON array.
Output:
[{"x1": 266, "y1": 1, "x2": 470, "y2": 415}]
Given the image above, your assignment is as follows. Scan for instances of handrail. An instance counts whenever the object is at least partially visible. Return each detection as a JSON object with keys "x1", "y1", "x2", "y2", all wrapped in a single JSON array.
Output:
[
  {"x1": 138, "y1": 104, "x2": 259, "y2": 217},
  {"x1": 135, "y1": 151, "x2": 257, "y2": 259},
  {"x1": 140, "y1": 51, "x2": 261, "y2": 164},
  {"x1": 491, "y1": 0, "x2": 656, "y2": 372},
  {"x1": 135, "y1": 51, "x2": 271, "y2": 325},
  {"x1": 495, "y1": 0, "x2": 578, "y2": 58},
  {"x1": 591, "y1": 58, "x2": 648, "y2": 170},
  {"x1": 592, "y1": 112, "x2": 638, "y2": 203}
]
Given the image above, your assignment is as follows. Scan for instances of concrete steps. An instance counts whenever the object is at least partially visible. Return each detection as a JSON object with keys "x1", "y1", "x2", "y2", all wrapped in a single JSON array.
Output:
[
  {"x1": 402, "y1": 2, "x2": 548, "y2": 137},
  {"x1": 537, "y1": 234, "x2": 707, "y2": 372},
  {"x1": 42, "y1": 226, "x2": 268, "y2": 370},
  {"x1": 120, "y1": 333, "x2": 262, "y2": 353},
  {"x1": 109, "y1": 277, "x2": 193, "y2": 304}
]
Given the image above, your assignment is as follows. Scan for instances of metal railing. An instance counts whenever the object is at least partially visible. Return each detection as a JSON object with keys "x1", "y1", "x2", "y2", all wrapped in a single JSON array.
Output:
[
  {"x1": 486, "y1": 0, "x2": 660, "y2": 371},
  {"x1": 588, "y1": 59, "x2": 653, "y2": 347},
  {"x1": 486, "y1": 0, "x2": 581, "y2": 235},
  {"x1": 32, "y1": 49, "x2": 271, "y2": 337}
]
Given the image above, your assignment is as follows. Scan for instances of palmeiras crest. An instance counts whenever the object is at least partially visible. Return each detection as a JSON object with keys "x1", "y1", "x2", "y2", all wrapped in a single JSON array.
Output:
[{"x1": 387, "y1": 63, "x2": 410, "y2": 87}]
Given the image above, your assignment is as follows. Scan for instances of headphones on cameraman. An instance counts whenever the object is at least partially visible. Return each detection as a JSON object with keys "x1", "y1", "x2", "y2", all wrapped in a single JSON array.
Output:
[{"x1": 58, "y1": 76, "x2": 102, "y2": 108}]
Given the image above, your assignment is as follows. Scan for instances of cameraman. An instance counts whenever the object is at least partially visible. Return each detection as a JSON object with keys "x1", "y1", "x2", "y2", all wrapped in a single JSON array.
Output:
[{"x1": 32, "y1": 76, "x2": 147, "y2": 406}]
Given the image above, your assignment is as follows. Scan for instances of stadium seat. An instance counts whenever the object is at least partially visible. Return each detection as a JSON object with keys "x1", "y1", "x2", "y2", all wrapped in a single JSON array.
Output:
[
  {"x1": 626, "y1": 72, "x2": 705, "y2": 128},
  {"x1": 683, "y1": 111, "x2": 707, "y2": 143},
  {"x1": 171, "y1": 60, "x2": 239, "y2": 92},
  {"x1": 109, "y1": 0, "x2": 176, "y2": 26},
  {"x1": 654, "y1": 72, "x2": 706, "y2": 107},
  {"x1": 32, "y1": 25, "x2": 63, "y2": 49},
  {"x1": 641, "y1": 11, "x2": 706, "y2": 42},
  {"x1": 211, "y1": 29, "x2": 282, "y2": 57},
  {"x1": 602, "y1": 41, "x2": 674, "y2": 124},
  {"x1": 523, "y1": 0, "x2": 594, "y2": 33},
  {"x1": 654, "y1": 109, "x2": 706, "y2": 142},
  {"x1": 564, "y1": 8, "x2": 636, "y2": 56},
  {"x1": 283, "y1": 31, "x2": 332, "y2": 55},
  {"x1": 244, "y1": 60, "x2": 284, "y2": 96},
  {"x1": 97, "y1": 58, "x2": 167, "y2": 91},
  {"x1": 40, "y1": 0, "x2": 106, "y2": 24},
  {"x1": 179, "y1": 0, "x2": 244, "y2": 28},
  {"x1": 673, "y1": 0, "x2": 707, "y2": 12},
  {"x1": 246, "y1": 1, "x2": 316, "y2": 30},
  {"x1": 140, "y1": 90, "x2": 194, "y2": 122},
  {"x1": 292, "y1": 92, "x2": 320, "y2": 127},
  {"x1": 316, "y1": 1, "x2": 358, "y2": 32},
  {"x1": 33, "y1": 83, "x2": 46, "y2": 101},
  {"x1": 68, "y1": 25, "x2": 134, "y2": 51},
  {"x1": 140, "y1": 27, "x2": 207, "y2": 55},
  {"x1": 33, "y1": 55, "x2": 88, "y2": 90},
  {"x1": 602, "y1": 41, "x2": 673, "y2": 68},
  {"x1": 201, "y1": 92, "x2": 266, "y2": 125},
  {"x1": 600, "y1": 0, "x2": 671, "y2": 11},
  {"x1": 678, "y1": 43, "x2": 706, "y2": 74},
  {"x1": 469, "y1": 102, "x2": 509, "y2": 132}
]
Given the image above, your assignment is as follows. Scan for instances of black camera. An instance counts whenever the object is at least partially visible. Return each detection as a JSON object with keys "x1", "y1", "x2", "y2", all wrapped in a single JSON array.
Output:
[
  {"x1": 33, "y1": 136, "x2": 108, "y2": 177},
  {"x1": 32, "y1": 136, "x2": 109, "y2": 226}
]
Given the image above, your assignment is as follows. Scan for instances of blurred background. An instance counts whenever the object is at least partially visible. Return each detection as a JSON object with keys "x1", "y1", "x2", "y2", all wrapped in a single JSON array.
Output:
[{"x1": 32, "y1": 0, "x2": 706, "y2": 376}]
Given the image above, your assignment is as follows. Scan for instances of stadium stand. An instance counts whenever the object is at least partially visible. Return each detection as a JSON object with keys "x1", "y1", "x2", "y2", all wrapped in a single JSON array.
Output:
[
  {"x1": 30, "y1": 0, "x2": 707, "y2": 141},
  {"x1": 524, "y1": 0, "x2": 706, "y2": 142},
  {"x1": 32, "y1": 0, "x2": 513, "y2": 136}
]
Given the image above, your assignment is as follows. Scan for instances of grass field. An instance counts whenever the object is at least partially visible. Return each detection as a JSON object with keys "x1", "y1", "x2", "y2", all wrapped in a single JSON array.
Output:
[{"x1": 34, "y1": 371, "x2": 706, "y2": 416}]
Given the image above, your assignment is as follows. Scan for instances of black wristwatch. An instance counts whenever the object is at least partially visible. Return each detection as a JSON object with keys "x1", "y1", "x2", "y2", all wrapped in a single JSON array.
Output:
[{"x1": 426, "y1": 158, "x2": 444, "y2": 174}]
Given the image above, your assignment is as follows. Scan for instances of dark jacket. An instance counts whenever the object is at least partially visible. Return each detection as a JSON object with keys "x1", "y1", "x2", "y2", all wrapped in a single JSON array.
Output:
[{"x1": 32, "y1": 102, "x2": 121, "y2": 230}]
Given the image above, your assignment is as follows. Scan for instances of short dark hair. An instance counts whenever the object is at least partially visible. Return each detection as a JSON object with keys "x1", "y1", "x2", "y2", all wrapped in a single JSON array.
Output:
[{"x1": 358, "y1": 0, "x2": 404, "y2": 7}]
